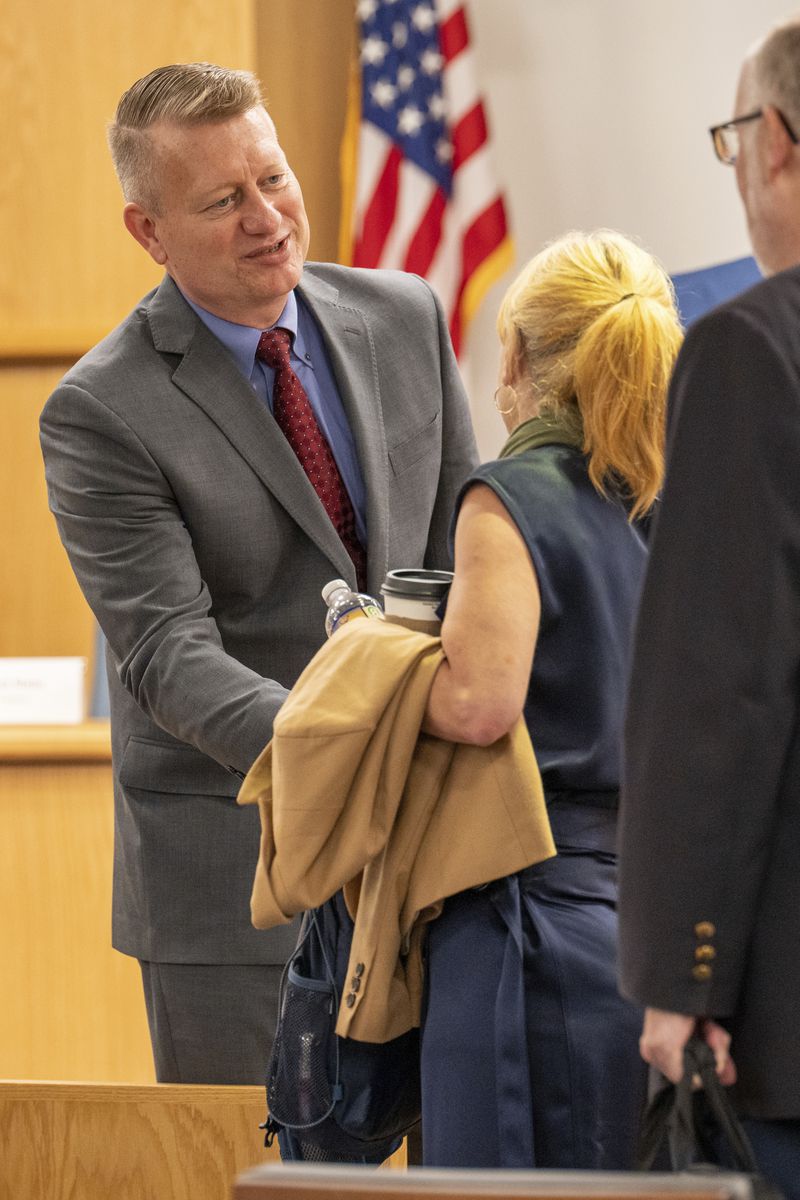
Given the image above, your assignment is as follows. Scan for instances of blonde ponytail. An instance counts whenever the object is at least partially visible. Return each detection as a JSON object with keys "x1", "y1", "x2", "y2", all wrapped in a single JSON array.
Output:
[{"x1": 497, "y1": 230, "x2": 683, "y2": 519}]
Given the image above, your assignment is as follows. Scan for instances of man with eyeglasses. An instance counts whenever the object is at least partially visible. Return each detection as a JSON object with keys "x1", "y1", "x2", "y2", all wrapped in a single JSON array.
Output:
[{"x1": 618, "y1": 14, "x2": 800, "y2": 1196}]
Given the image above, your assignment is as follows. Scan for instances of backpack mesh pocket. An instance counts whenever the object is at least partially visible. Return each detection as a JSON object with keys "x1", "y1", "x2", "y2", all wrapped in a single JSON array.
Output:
[{"x1": 267, "y1": 965, "x2": 336, "y2": 1128}]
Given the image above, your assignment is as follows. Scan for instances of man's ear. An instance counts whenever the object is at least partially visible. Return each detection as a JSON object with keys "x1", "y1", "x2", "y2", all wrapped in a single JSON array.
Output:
[
  {"x1": 762, "y1": 104, "x2": 796, "y2": 176},
  {"x1": 123, "y1": 203, "x2": 168, "y2": 265}
]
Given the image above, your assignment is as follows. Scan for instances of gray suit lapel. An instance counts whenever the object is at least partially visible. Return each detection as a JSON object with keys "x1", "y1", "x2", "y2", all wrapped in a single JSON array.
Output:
[
  {"x1": 298, "y1": 269, "x2": 391, "y2": 596},
  {"x1": 145, "y1": 276, "x2": 355, "y2": 581}
]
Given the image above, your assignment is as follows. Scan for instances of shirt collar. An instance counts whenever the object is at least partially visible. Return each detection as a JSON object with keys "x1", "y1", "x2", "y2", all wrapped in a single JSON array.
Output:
[{"x1": 178, "y1": 287, "x2": 301, "y2": 378}]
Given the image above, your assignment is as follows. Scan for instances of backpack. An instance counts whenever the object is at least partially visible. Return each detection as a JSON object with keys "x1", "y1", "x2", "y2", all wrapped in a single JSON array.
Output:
[{"x1": 262, "y1": 890, "x2": 421, "y2": 1163}]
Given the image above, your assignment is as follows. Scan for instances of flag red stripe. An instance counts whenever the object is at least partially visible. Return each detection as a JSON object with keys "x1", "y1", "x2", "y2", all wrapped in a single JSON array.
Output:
[
  {"x1": 449, "y1": 306, "x2": 464, "y2": 358},
  {"x1": 448, "y1": 196, "x2": 510, "y2": 355},
  {"x1": 451, "y1": 102, "x2": 488, "y2": 171},
  {"x1": 461, "y1": 195, "x2": 509, "y2": 279},
  {"x1": 352, "y1": 145, "x2": 403, "y2": 267},
  {"x1": 404, "y1": 188, "x2": 447, "y2": 276},
  {"x1": 439, "y1": 6, "x2": 469, "y2": 64}
]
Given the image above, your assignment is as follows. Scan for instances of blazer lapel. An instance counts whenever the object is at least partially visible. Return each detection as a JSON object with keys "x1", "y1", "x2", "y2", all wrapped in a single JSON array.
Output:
[
  {"x1": 298, "y1": 268, "x2": 391, "y2": 596},
  {"x1": 145, "y1": 275, "x2": 355, "y2": 581}
]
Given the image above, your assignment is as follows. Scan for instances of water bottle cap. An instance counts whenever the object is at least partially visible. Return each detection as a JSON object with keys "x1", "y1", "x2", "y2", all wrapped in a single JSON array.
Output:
[{"x1": 321, "y1": 578, "x2": 351, "y2": 604}]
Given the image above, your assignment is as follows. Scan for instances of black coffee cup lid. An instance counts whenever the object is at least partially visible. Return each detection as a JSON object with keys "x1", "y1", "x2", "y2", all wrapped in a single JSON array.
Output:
[{"x1": 381, "y1": 568, "x2": 454, "y2": 598}]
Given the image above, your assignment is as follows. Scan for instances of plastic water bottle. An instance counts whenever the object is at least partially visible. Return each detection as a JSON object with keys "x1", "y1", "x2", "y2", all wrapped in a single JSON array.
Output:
[{"x1": 322, "y1": 578, "x2": 384, "y2": 637}]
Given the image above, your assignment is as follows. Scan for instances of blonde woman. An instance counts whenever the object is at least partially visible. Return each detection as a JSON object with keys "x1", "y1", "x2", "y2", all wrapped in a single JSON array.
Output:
[{"x1": 421, "y1": 230, "x2": 684, "y2": 1169}]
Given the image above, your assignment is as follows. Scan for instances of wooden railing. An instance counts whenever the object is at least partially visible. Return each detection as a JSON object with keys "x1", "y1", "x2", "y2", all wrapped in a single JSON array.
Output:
[{"x1": 0, "y1": 1081, "x2": 275, "y2": 1200}]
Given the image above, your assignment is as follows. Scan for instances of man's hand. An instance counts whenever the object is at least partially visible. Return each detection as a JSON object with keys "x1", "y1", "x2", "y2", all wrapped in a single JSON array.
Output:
[{"x1": 640, "y1": 1008, "x2": 737, "y2": 1085}]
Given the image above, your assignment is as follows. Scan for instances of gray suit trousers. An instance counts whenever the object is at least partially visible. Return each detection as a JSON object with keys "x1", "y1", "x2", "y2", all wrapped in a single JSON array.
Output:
[{"x1": 139, "y1": 961, "x2": 283, "y2": 1084}]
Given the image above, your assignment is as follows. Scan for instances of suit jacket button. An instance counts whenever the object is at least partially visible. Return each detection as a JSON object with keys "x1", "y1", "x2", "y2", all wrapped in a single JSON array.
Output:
[
  {"x1": 354, "y1": 963, "x2": 365, "y2": 977},
  {"x1": 345, "y1": 992, "x2": 357, "y2": 1008},
  {"x1": 350, "y1": 977, "x2": 361, "y2": 992},
  {"x1": 692, "y1": 964, "x2": 713, "y2": 982},
  {"x1": 694, "y1": 921, "x2": 716, "y2": 939},
  {"x1": 695, "y1": 945, "x2": 716, "y2": 961}
]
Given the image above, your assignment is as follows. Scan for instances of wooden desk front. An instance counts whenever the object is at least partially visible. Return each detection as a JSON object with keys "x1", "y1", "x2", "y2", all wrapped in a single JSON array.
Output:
[{"x1": 0, "y1": 721, "x2": 154, "y2": 1081}]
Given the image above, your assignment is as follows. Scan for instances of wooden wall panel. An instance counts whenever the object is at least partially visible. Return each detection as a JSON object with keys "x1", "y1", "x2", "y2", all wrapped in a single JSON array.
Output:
[
  {"x1": 255, "y1": 0, "x2": 355, "y2": 264},
  {"x1": 0, "y1": 366, "x2": 96, "y2": 660},
  {"x1": 0, "y1": 0, "x2": 254, "y2": 355},
  {"x1": 0, "y1": 734, "x2": 155, "y2": 1082}
]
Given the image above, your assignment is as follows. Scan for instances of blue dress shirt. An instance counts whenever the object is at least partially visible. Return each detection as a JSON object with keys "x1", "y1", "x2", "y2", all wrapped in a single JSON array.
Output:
[{"x1": 181, "y1": 288, "x2": 367, "y2": 544}]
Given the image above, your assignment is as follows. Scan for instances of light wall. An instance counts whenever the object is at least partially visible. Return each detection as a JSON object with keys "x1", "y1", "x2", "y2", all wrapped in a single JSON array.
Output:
[{"x1": 461, "y1": 0, "x2": 794, "y2": 456}]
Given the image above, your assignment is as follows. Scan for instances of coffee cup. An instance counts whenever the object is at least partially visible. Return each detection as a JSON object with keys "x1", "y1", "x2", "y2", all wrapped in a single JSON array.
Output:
[{"x1": 380, "y1": 569, "x2": 453, "y2": 634}]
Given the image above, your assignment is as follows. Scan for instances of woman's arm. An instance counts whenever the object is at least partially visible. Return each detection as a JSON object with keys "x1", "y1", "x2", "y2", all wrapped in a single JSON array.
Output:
[{"x1": 424, "y1": 482, "x2": 541, "y2": 745}]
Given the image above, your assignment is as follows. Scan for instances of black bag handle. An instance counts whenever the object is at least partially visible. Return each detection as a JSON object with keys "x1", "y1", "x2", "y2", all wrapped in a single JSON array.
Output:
[
  {"x1": 637, "y1": 1035, "x2": 759, "y2": 1174},
  {"x1": 678, "y1": 1038, "x2": 759, "y2": 1172}
]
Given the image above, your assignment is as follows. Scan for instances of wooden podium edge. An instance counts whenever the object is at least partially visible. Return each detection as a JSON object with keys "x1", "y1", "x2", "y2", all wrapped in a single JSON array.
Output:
[{"x1": 0, "y1": 720, "x2": 111, "y2": 762}]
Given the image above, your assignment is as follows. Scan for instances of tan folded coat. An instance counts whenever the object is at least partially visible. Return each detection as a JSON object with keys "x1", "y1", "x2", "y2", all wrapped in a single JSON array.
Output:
[{"x1": 238, "y1": 618, "x2": 555, "y2": 1042}]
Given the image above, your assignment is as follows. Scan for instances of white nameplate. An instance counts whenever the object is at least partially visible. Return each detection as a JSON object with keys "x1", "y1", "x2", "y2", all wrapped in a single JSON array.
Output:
[{"x1": 0, "y1": 657, "x2": 87, "y2": 725}]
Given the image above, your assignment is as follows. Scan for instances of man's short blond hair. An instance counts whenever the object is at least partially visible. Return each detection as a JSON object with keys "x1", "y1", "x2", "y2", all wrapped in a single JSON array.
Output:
[{"x1": 107, "y1": 62, "x2": 264, "y2": 212}]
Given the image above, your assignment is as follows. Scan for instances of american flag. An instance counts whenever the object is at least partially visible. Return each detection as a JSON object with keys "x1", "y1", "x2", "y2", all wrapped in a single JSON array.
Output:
[{"x1": 339, "y1": 0, "x2": 513, "y2": 357}]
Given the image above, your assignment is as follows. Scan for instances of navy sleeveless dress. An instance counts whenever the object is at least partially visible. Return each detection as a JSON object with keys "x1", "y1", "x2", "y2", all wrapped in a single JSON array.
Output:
[{"x1": 421, "y1": 444, "x2": 649, "y2": 1169}]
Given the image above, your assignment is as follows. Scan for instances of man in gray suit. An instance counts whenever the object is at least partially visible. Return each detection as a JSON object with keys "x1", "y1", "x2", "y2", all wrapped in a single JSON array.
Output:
[
  {"x1": 40, "y1": 63, "x2": 478, "y2": 1085},
  {"x1": 618, "y1": 15, "x2": 800, "y2": 1195}
]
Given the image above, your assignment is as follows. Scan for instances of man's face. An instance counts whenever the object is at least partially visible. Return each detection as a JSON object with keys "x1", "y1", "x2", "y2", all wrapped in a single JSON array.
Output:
[{"x1": 129, "y1": 107, "x2": 311, "y2": 327}]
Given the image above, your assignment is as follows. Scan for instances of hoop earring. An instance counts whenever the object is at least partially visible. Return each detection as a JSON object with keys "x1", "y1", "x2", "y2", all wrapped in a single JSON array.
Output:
[{"x1": 493, "y1": 384, "x2": 517, "y2": 415}]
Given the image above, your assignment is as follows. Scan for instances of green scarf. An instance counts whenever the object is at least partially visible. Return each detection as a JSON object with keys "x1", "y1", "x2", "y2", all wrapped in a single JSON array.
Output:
[{"x1": 498, "y1": 412, "x2": 584, "y2": 460}]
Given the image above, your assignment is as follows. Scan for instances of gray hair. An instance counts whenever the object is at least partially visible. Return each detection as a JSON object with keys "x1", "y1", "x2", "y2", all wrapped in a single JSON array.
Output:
[
  {"x1": 753, "y1": 15, "x2": 800, "y2": 131},
  {"x1": 107, "y1": 62, "x2": 264, "y2": 212}
]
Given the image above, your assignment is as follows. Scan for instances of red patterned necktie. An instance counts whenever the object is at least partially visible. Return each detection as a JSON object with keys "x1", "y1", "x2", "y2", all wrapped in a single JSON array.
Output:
[{"x1": 256, "y1": 327, "x2": 367, "y2": 590}]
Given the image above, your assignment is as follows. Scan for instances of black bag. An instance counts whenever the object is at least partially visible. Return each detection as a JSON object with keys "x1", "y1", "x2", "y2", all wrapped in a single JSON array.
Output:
[
  {"x1": 636, "y1": 1036, "x2": 785, "y2": 1199},
  {"x1": 261, "y1": 891, "x2": 421, "y2": 1163}
]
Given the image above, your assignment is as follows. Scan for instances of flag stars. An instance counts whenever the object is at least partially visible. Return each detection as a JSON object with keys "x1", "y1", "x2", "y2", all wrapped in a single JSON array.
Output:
[
  {"x1": 397, "y1": 65, "x2": 415, "y2": 91},
  {"x1": 397, "y1": 105, "x2": 425, "y2": 136},
  {"x1": 371, "y1": 79, "x2": 398, "y2": 108},
  {"x1": 356, "y1": 0, "x2": 453, "y2": 193},
  {"x1": 411, "y1": 3, "x2": 436, "y2": 32},
  {"x1": 356, "y1": 0, "x2": 378, "y2": 19},
  {"x1": 428, "y1": 93, "x2": 447, "y2": 121},
  {"x1": 361, "y1": 34, "x2": 389, "y2": 66},
  {"x1": 420, "y1": 48, "x2": 443, "y2": 75},
  {"x1": 436, "y1": 138, "x2": 453, "y2": 163}
]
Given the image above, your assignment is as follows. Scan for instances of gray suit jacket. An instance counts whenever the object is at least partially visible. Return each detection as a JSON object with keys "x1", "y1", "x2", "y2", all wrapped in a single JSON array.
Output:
[
  {"x1": 618, "y1": 264, "x2": 800, "y2": 1118},
  {"x1": 40, "y1": 263, "x2": 478, "y2": 965}
]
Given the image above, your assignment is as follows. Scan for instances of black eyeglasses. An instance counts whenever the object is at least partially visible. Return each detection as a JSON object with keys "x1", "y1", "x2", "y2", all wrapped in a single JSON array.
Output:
[{"x1": 709, "y1": 107, "x2": 798, "y2": 165}]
